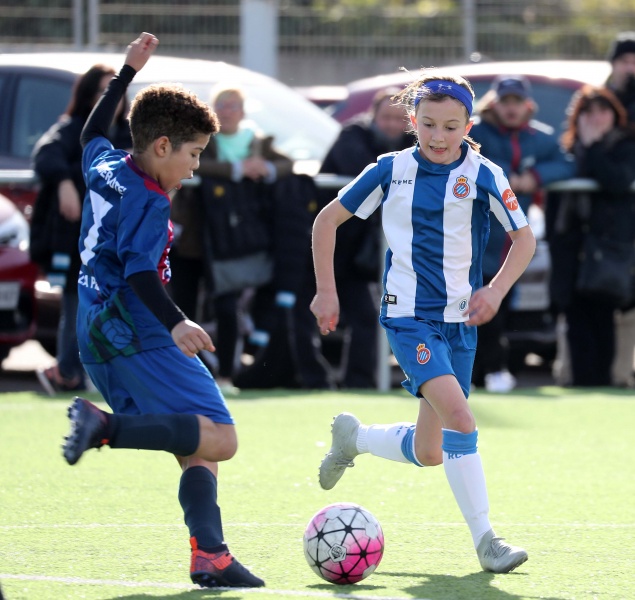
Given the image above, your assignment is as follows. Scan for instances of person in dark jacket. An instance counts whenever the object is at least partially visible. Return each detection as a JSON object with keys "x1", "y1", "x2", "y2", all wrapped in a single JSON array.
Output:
[
  {"x1": 605, "y1": 32, "x2": 635, "y2": 387},
  {"x1": 30, "y1": 63, "x2": 131, "y2": 395},
  {"x1": 606, "y1": 31, "x2": 635, "y2": 121},
  {"x1": 170, "y1": 87, "x2": 295, "y2": 393},
  {"x1": 469, "y1": 75, "x2": 575, "y2": 392},
  {"x1": 547, "y1": 85, "x2": 635, "y2": 387},
  {"x1": 312, "y1": 87, "x2": 413, "y2": 388}
]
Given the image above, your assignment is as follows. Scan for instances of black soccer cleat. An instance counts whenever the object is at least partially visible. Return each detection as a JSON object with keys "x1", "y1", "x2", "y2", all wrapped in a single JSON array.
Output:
[
  {"x1": 189, "y1": 538, "x2": 265, "y2": 588},
  {"x1": 62, "y1": 397, "x2": 109, "y2": 466}
]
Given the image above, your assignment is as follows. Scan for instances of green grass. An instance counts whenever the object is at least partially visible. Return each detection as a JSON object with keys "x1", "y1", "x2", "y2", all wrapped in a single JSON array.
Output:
[{"x1": 1, "y1": 386, "x2": 634, "y2": 600}]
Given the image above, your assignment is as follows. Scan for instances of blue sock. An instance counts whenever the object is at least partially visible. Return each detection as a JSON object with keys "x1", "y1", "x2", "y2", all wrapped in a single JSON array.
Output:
[
  {"x1": 178, "y1": 466, "x2": 225, "y2": 551},
  {"x1": 400, "y1": 425, "x2": 424, "y2": 466},
  {"x1": 108, "y1": 413, "x2": 199, "y2": 456}
]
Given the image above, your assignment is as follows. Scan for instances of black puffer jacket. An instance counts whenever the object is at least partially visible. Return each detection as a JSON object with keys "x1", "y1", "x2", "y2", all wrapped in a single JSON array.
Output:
[{"x1": 546, "y1": 129, "x2": 635, "y2": 310}]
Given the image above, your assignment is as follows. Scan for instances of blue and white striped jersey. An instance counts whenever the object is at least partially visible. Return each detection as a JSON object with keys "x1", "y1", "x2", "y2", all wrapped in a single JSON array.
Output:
[{"x1": 338, "y1": 142, "x2": 528, "y2": 322}]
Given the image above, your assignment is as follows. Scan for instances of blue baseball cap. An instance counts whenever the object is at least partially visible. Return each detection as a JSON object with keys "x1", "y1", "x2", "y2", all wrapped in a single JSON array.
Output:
[{"x1": 492, "y1": 75, "x2": 532, "y2": 100}]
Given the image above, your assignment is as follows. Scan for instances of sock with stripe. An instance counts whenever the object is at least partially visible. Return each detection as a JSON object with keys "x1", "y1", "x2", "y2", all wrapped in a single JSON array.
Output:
[
  {"x1": 357, "y1": 423, "x2": 423, "y2": 466},
  {"x1": 442, "y1": 428, "x2": 492, "y2": 548}
]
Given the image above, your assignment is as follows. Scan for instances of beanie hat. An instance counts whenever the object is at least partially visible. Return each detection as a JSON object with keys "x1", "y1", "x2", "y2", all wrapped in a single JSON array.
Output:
[{"x1": 607, "y1": 31, "x2": 635, "y2": 62}]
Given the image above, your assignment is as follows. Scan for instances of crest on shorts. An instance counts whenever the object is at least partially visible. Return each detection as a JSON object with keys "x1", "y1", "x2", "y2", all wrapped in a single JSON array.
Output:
[
  {"x1": 502, "y1": 188, "x2": 518, "y2": 210},
  {"x1": 452, "y1": 175, "x2": 470, "y2": 199},
  {"x1": 416, "y1": 343, "x2": 431, "y2": 365}
]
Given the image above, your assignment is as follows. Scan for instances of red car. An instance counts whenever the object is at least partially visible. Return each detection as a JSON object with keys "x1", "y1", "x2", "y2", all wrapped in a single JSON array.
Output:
[
  {"x1": 0, "y1": 193, "x2": 40, "y2": 362},
  {"x1": 330, "y1": 59, "x2": 612, "y2": 132}
]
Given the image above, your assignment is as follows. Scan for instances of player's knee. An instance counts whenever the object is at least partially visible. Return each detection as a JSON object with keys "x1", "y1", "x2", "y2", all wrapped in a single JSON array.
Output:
[
  {"x1": 198, "y1": 421, "x2": 238, "y2": 461},
  {"x1": 446, "y1": 408, "x2": 475, "y2": 434},
  {"x1": 213, "y1": 425, "x2": 238, "y2": 461}
]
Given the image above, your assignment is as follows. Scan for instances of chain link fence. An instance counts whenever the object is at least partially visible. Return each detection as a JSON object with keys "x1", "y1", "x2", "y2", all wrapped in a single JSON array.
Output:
[{"x1": 1, "y1": 0, "x2": 634, "y2": 84}]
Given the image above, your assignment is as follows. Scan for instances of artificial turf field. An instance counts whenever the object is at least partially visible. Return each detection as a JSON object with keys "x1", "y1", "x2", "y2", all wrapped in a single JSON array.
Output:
[{"x1": 0, "y1": 386, "x2": 634, "y2": 600}]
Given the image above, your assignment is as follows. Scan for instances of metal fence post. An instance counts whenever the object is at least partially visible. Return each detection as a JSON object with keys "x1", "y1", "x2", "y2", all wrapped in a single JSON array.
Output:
[
  {"x1": 462, "y1": 0, "x2": 477, "y2": 62},
  {"x1": 240, "y1": 0, "x2": 278, "y2": 78},
  {"x1": 87, "y1": 0, "x2": 99, "y2": 49},
  {"x1": 73, "y1": 0, "x2": 83, "y2": 48}
]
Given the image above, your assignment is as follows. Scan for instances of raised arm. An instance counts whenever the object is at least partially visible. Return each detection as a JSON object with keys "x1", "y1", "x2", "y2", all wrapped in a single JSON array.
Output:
[{"x1": 80, "y1": 33, "x2": 159, "y2": 148}]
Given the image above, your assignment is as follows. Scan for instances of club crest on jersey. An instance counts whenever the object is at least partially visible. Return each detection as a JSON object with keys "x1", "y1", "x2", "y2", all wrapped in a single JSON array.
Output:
[
  {"x1": 452, "y1": 175, "x2": 470, "y2": 199},
  {"x1": 416, "y1": 343, "x2": 431, "y2": 365},
  {"x1": 502, "y1": 188, "x2": 518, "y2": 210}
]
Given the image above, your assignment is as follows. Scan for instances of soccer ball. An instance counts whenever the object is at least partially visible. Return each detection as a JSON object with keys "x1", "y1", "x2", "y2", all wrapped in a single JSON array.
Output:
[{"x1": 302, "y1": 502, "x2": 384, "y2": 584}]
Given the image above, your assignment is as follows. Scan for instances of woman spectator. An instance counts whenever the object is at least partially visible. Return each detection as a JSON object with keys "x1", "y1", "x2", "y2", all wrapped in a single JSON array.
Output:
[
  {"x1": 546, "y1": 86, "x2": 635, "y2": 387},
  {"x1": 31, "y1": 64, "x2": 131, "y2": 395}
]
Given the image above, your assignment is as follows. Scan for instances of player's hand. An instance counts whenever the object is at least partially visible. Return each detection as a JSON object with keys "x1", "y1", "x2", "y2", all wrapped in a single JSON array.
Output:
[
  {"x1": 171, "y1": 320, "x2": 215, "y2": 357},
  {"x1": 310, "y1": 292, "x2": 340, "y2": 335},
  {"x1": 125, "y1": 32, "x2": 159, "y2": 72},
  {"x1": 464, "y1": 285, "x2": 504, "y2": 326}
]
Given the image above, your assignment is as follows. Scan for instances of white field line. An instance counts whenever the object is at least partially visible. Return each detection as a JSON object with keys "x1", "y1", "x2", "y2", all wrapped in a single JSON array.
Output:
[
  {"x1": 0, "y1": 521, "x2": 633, "y2": 530},
  {"x1": 0, "y1": 573, "x2": 430, "y2": 600}
]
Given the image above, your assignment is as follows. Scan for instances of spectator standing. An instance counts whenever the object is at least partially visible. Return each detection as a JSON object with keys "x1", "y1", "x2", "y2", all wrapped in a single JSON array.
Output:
[
  {"x1": 30, "y1": 63, "x2": 132, "y2": 395},
  {"x1": 312, "y1": 88, "x2": 413, "y2": 388},
  {"x1": 469, "y1": 75, "x2": 575, "y2": 392},
  {"x1": 606, "y1": 31, "x2": 635, "y2": 387},
  {"x1": 170, "y1": 87, "x2": 293, "y2": 394},
  {"x1": 546, "y1": 86, "x2": 635, "y2": 387}
]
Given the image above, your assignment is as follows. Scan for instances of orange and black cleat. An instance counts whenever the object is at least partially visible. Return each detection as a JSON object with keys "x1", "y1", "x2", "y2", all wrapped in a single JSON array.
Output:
[
  {"x1": 62, "y1": 397, "x2": 109, "y2": 465},
  {"x1": 189, "y1": 537, "x2": 265, "y2": 588}
]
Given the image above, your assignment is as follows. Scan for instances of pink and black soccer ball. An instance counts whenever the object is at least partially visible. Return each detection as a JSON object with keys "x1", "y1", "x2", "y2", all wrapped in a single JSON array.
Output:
[{"x1": 303, "y1": 502, "x2": 384, "y2": 584}]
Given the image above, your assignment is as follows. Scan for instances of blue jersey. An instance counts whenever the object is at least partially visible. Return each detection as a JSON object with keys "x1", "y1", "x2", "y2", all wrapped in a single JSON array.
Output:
[
  {"x1": 77, "y1": 136, "x2": 174, "y2": 363},
  {"x1": 338, "y1": 143, "x2": 528, "y2": 322}
]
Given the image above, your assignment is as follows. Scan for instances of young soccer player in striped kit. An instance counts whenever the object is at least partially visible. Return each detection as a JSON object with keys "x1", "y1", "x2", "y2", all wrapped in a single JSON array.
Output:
[{"x1": 311, "y1": 71, "x2": 535, "y2": 573}]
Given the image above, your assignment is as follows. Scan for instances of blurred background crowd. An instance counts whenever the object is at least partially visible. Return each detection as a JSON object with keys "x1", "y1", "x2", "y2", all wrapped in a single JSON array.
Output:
[{"x1": 1, "y1": 0, "x2": 634, "y2": 394}]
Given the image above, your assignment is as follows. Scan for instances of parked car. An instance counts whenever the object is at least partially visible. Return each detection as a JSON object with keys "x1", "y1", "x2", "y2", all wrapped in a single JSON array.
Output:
[
  {"x1": 330, "y1": 59, "x2": 612, "y2": 132},
  {"x1": 0, "y1": 51, "x2": 342, "y2": 361},
  {"x1": 0, "y1": 192, "x2": 39, "y2": 362}
]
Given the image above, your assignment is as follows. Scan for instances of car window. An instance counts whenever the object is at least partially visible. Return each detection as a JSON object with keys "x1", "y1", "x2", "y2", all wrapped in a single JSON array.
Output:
[
  {"x1": 128, "y1": 79, "x2": 340, "y2": 164},
  {"x1": 11, "y1": 76, "x2": 71, "y2": 159}
]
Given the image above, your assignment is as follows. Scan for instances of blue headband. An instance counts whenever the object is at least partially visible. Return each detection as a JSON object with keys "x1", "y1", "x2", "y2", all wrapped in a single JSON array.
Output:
[{"x1": 413, "y1": 80, "x2": 473, "y2": 116}]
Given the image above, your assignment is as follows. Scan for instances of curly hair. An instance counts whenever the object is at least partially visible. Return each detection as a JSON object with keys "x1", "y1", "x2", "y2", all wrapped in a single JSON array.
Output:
[
  {"x1": 129, "y1": 84, "x2": 219, "y2": 152},
  {"x1": 392, "y1": 69, "x2": 480, "y2": 152}
]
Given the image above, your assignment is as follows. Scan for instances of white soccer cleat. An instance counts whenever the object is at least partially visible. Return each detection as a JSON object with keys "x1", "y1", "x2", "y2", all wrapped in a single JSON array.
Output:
[
  {"x1": 476, "y1": 529, "x2": 528, "y2": 573},
  {"x1": 318, "y1": 413, "x2": 361, "y2": 490}
]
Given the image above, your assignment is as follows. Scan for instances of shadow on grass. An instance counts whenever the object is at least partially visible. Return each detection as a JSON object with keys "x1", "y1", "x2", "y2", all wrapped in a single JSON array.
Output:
[
  {"x1": 102, "y1": 592, "x2": 244, "y2": 600},
  {"x1": 378, "y1": 569, "x2": 566, "y2": 600}
]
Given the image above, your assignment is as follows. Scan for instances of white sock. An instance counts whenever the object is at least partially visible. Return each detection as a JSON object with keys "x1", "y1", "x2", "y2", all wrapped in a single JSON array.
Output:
[
  {"x1": 443, "y1": 450, "x2": 492, "y2": 548},
  {"x1": 356, "y1": 423, "x2": 418, "y2": 464}
]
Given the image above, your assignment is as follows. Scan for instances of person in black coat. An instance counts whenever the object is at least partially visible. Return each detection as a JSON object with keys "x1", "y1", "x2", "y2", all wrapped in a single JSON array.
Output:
[
  {"x1": 312, "y1": 88, "x2": 413, "y2": 388},
  {"x1": 30, "y1": 64, "x2": 132, "y2": 395},
  {"x1": 605, "y1": 31, "x2": 635, "y2": 387},
  {"x1": 546, "y1": 85, "x2": 635, "y2": 387}
]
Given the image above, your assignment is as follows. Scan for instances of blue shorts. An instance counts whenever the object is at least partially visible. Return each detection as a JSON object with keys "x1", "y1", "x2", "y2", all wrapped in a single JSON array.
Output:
[
  {"x1": 84, "y1": 346, "x2": 234, "y2": 424},
  {"x1": 380, "y1": 316, "x2": 477, "y2": 399}
]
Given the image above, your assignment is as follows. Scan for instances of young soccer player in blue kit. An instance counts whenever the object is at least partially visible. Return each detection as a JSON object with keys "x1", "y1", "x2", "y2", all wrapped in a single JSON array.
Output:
[
  {"x1": 61, "y1": 33, "x2": 264, "y2": 588},
  {"x1": 311, "y1": 72, "x2": 536, "y2": 573}
]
